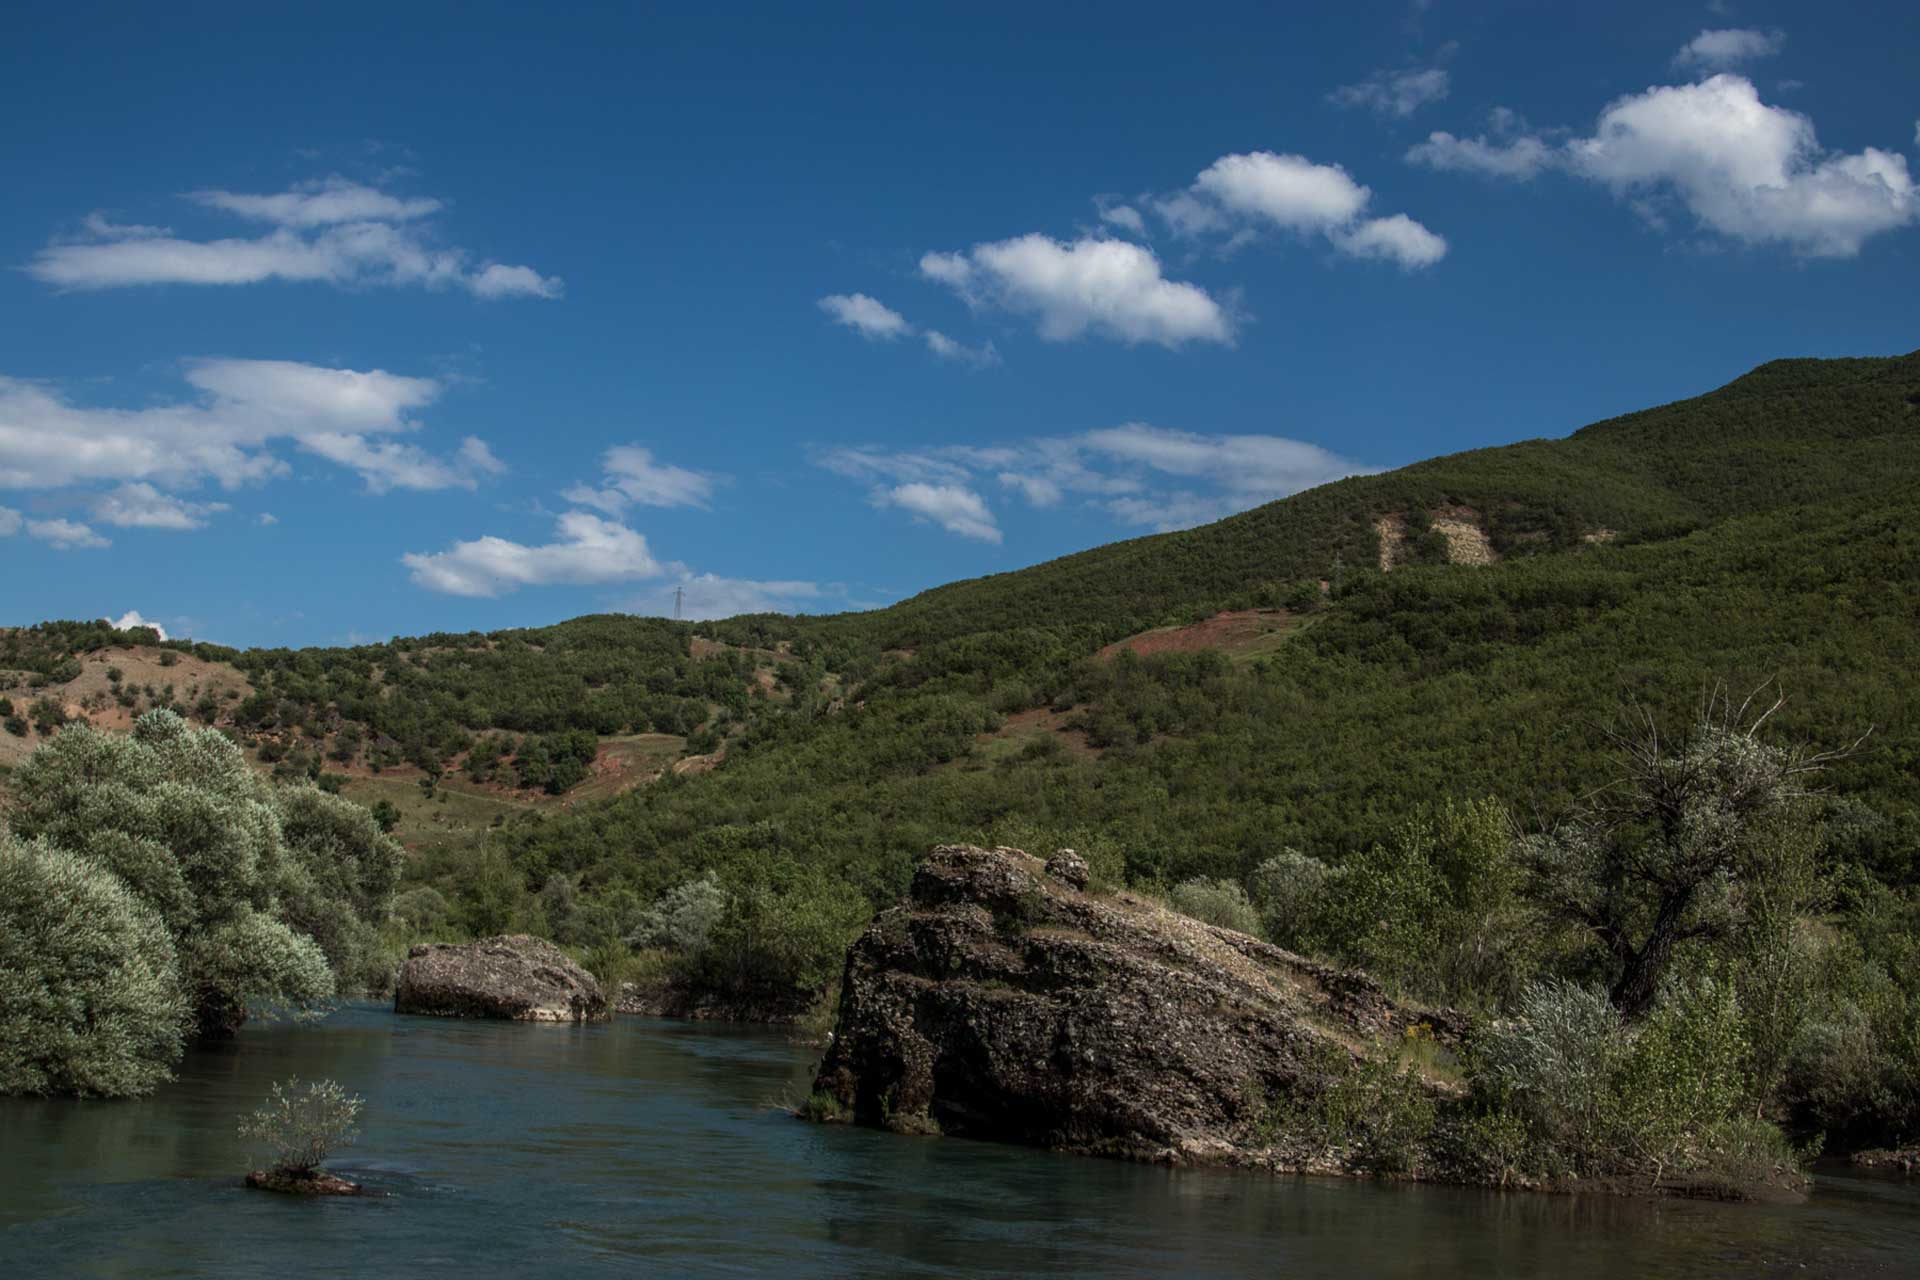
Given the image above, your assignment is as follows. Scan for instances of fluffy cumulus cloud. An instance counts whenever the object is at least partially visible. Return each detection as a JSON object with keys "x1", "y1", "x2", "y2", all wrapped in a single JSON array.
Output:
[
  {"x1": 1673, "y1": 28, "x2": 1785, "y2": 72},
  {"x1": 919, "y1": 235, "x2": 1233, "y2": 347},
  {"x1": 1568, "y1": 75, "x2": 1916, "y2": 255},
  {"x1": 402, "y1": 510, "x2": 663, "y2": 597},
  {"x1": 29, "y1": 176, "x2": 561, "y2": 299},
  {"x1": 1411, "y1": 75, "x2": 1918, "y2": 257},
  {"x1": 563, "y1": 444, "x2": 717, "y2": 513},
  {"x1": 0, "y1": 359, "x2": 507, "y2": 544},
  {"x1": 1155, "y1": 151, "x2": 1448, "y2": 269},
  {"x1": 819, "y1": 422, "x2": 1370, "y2": 538},
  {"x1": 1328, "y1": 66, "x2": 1450, "y2": 118},
  {"x1": 108, "y1": 610, "x2": 167, "y2": 638}
]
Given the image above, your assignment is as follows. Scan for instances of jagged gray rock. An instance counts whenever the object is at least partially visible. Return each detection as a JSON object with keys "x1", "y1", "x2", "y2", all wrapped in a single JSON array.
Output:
[
  {"x1": 395, "y1": 934, "x2": 609, "y2": 1022},
  {"x1": 813, "y1": 844, "x2": 1457, "y2": 1172},
  {"x1": 1044, "y1": 848, "x2": 1090, "y2": 889}
]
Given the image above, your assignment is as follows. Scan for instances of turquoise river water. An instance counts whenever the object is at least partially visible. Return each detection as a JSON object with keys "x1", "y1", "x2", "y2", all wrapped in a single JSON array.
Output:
[{"x1": 4, "y1": 1003, "x2": 1918, "y2": 1278}]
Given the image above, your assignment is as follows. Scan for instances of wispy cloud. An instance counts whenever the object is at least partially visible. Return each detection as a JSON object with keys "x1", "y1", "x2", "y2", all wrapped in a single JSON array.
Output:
[
  {"x1": 818, "y1": 292, "x2": 912, "y2": 340},
  {"x1": 1329, "y1": 66, "x2": 1450, "y2": 118},
  {"x1": 29, "y1": 175, "x2": 561, "y2": 298},
  {"x1": 818, "y1": 291, "x2": 1001, "y2": 364},
  {"x1": 1673, "y1": 28, "x2": 1785, "y2": 72},
  {"x1": 89, "y1": 482, "x2": 229, "y2": 529},
  {"x1": 817, "y1": 422, "x2": 1371, "y2": 539}
]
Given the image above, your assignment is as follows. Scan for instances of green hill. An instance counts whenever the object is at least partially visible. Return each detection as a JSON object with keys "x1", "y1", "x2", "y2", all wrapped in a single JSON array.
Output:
[{"x1": 6, "y1": 351, "x2": 1919, "y2": 1147}]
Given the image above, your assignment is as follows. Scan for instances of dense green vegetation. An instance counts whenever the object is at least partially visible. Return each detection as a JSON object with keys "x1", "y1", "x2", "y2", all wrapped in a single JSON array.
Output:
[
  {"x1": 0, "y1": 712, "x2": 401, "y2": 1095},
  {"x1": 4, "y1": 352, "x2": 1917, "y2": 1174}
]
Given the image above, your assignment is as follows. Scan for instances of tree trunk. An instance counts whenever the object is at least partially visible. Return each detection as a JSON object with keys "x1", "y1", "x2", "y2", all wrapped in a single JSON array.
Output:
[{"x1": 1608, "y1": 889, "x2": 1695, "y2": 1019}]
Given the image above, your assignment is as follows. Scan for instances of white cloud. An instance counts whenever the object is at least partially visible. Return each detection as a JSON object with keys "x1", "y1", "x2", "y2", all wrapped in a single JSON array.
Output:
[
  {"x1": 186, "y1": 178, "x2": 442, "y2": 227},
  {"x1": 1569, "y1": 75, "x2": 1917, "y2": 256},
  {"x1": 0, "y1": 359, "x2": 502, "y2": 498},
  {"x1": 919, "y1": 235, "x2": 1232, "y2": 347},
  {"x1": 818, "y1": 292, "x2": 911, "y2": 340},
  {"x1": 0, "y1": 506, "x2": 19, "y2": 535},
  {"x1": 1329, "y1": 67, "x2": 1450, "y2": 118},
  {"x1": 924, "y1": 330, "x2": 1000, "y2": 366},
  {"x1": 1194, "y1": 152, "x2": 1372, "y2": 231},
  {"x1": 1674, "y1": 28, "x2": 1785, "y2": 72},
  {"x1": 297, "y1": 431, "x2": 504, "y2": 494},
  {"x1": 997, "y1": 472, "x2": 1064, "y2": 507},
  {"x1": 1098, "y1": 203, "x2": 1148, "y2": 236},
  {"x1": 1413, "y1": 75, "x2": 1917, "y2": 257},
  {"x1": 1082, "y1": 423, "x2": 1369, "y2": 501},
  {"x1": 1156, "y1": 151, "x2": 1447, "y2": 269},
  {"x1": 108, "y1": 610, "x2": 167, "y2": 638},
  {"x1": 823, "y1": 423, "x2": 1371, "y2": 539},
  {"x1": 402, "y1": 510, "x2": 664, "y2": 597},
  {"x1": 257, "y1": 512, "x2": 279, "y2": 526},
  {"x1": 28, "y1": 518, "x2": 109, "y2": 550},
  {"x1": 872, "y1": 482, "x2": 1002, "y2": 543},
  {"x1": 90, "y1": 482, "x2": 229, "y2": 529},
  {"x1": 30, "y1": 176, "x2": 561, "y2": 299},
  {"x1": 1407, "y1": 130, "x2": 1557, "y2": 179},
  {"x1": 562, "y1": 444, "x2": 717, "y2": 513}
]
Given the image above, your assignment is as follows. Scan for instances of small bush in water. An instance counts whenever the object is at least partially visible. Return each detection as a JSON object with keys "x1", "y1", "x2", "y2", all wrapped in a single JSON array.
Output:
[{"x1": 239, "y1": 1077, "x2": 363, "y2": 1177}]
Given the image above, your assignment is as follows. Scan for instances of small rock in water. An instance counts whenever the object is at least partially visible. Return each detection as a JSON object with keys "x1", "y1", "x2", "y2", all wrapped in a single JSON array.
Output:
[{"x1": 245, "y1": 1169, "x2": 365, "y2": 1196}]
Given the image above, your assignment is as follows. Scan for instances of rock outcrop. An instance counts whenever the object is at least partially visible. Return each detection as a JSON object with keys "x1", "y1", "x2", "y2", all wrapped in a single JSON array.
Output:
[
  {"x1": 813, "y1": 845, "x2": 1459, "y2": 1173},
  {"x1": 395, "y1": 934, "x2": 609, "y2": 1022}
]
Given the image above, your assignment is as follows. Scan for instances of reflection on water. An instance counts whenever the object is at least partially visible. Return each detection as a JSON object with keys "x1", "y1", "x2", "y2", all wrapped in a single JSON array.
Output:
[{"x1": 3, "y1": 1003, "x2": 1915, "y2": 1278}]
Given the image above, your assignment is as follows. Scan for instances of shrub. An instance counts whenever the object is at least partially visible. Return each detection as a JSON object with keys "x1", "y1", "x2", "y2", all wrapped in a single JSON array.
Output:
[
  {"x1": 1167, "y1": 876, "x2": 1263, "y2": 937},
  {"x1": 391, "y1": 886, "x2": 452, "y2": 933},
  {"x1": 694, "y1": 869, "x2": 869, "y2": 1006},
  {"x1": 1248, "y1": 849, "x2": 1339, "y2": 951},
  {"x1": 238, "y1": 1077, "x2": 362, "y2": 1176},
  {"x1": 1470, "y1": 975, "x2": 1775, "y2": 1185},
  {"x1": 628, "y1": 874, "x2": 728, "y2": 955},
  {"x1": 0, "y1": 836, "x2": 187, "y2": 1097}
]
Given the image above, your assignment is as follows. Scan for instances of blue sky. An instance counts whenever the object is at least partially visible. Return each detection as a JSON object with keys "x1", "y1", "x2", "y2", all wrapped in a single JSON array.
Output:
[{"x1": 2, "y1": 1, "x2": 1916, "y2": 647}]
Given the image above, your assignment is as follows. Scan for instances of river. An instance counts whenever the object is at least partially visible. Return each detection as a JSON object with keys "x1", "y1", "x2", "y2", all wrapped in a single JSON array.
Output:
[{"x1": 3, "y1": 1003, "x2": 1916, "y2": 1278}]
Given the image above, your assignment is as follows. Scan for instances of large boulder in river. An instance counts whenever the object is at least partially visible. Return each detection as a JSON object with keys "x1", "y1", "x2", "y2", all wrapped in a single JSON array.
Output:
[
  {"x1": 812, "y1": 845, "x2": 1460, "y2": 1173},
  {"x1": 395, "y1": 934, "x2": 609, "y2": 1022}
]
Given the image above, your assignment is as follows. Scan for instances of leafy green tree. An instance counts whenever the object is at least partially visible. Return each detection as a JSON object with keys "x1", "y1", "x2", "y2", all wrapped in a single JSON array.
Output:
[
  {"x1": 0, "y1": 836, "x2": 187, "y2": 1097},
  {"x1": 7, "y1": 711, "x2": 364, "y2": 1042}
]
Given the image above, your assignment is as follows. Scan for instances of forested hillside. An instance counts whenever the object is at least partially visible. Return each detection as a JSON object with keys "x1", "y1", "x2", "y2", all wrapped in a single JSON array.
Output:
[{"x1": 6, "y1": 351, "x2": 1919, "y2": 1158}]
